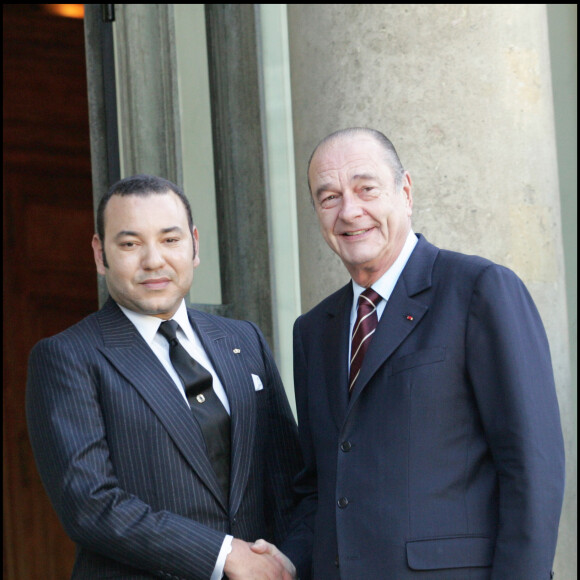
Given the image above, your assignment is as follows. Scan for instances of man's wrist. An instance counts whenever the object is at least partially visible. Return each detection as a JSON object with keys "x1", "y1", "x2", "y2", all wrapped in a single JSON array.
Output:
[{"x1": 210, "y1": 534, "x2": 233, "y2": 580}]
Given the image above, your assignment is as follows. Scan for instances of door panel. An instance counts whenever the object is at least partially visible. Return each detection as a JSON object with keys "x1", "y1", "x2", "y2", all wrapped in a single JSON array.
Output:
[{"x1": 3, "y1": 5, "x2": 97, "y2": 578}]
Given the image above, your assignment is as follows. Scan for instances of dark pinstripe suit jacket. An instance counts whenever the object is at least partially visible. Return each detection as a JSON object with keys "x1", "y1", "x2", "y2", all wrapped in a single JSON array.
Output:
[{"x1": 26, "y1": 298, "x2": 303, "y2": 579}]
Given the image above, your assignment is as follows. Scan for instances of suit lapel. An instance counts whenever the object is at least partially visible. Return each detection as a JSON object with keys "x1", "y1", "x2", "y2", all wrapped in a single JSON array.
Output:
[
  {"x1": 96, "y1": 299, "x2": 227, "y2": 509},
  {"x1": 189, "y1": 310, "x2": 256, "y2": 517},
  {"x1": 347, "y1": 236, "x2": 438, "y2": 411},
  {"x1": 324, "y1": 285, "x2": 352, "y2": 428}
]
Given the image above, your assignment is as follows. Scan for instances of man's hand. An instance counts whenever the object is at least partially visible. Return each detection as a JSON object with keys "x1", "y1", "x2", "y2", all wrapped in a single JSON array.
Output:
[
  {"x1": 224, "y1": 538, "x2": 296, "y2": 579},
  {"x1": 250, "y1": 539, "x2": 297, "y2": 578}
]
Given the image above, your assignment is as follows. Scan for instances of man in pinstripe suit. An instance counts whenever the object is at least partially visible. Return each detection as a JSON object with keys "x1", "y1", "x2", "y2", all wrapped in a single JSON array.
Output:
[{"x1": 26, "y1": 175, "x2": 301, "y2": 579}]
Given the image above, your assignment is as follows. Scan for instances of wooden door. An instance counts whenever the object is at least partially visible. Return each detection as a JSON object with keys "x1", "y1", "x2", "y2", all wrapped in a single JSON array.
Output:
[{"x1": 3, "y1": 5, "x2": 98, "y2": 578}]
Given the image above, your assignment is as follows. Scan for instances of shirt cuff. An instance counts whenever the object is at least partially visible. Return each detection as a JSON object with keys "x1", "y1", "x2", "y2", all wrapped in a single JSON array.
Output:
[{"x1": 210, "y1": 534, "x2": 234, "y2": 580}]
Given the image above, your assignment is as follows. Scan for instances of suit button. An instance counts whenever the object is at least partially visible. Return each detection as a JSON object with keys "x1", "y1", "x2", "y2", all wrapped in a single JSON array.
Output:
[
  {"x1": 335, "y1": 555, "x2": 340, "y2": 568},
  {"x1": 340, "y1": 441, "x2": 352, "y2": 452},
  {"x1": 337, "y1": 497, "x2": 349, "y2": 509}
]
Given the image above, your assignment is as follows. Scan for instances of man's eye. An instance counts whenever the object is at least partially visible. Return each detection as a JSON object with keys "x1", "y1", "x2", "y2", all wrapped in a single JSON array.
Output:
[
  {"x1": 359, "y1": 186, "x2": 379, "y2": 198},
  {"x1": 321, "y1": 194, "x2": 338, "y2": 207}
]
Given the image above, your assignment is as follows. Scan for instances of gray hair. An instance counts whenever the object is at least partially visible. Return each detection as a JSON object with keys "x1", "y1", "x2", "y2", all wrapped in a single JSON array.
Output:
[{"x1": 307, "y1": 127, "x2": 406, "y2": 194}]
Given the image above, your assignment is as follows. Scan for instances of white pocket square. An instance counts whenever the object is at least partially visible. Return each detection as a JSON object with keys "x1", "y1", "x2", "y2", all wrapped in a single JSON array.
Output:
[{"x1": 251, "y1": 374, "x2": 264, "y2": 391}]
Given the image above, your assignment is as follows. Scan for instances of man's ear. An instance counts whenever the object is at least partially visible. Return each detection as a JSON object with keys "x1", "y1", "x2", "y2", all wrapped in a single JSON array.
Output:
[
  {"x1": 92, "y1": 234, "x2": 107, "y2": 274},
  {"x1": 402, "y1": 171, "x2": 413, "y2": 216},
  {"x1": 192, "y1": 226, "x2": 200, "y2": 268}
]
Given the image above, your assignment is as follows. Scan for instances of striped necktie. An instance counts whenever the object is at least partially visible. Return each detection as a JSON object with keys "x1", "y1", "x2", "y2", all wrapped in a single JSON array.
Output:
[{"x1": 349, "y1": 288, "x2": 382, "y2": 394}]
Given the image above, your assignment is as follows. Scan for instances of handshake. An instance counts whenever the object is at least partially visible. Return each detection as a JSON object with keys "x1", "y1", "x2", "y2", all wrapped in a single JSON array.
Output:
[{"x1": 224, "y1": 538, "x2": 297, "y2": 580}]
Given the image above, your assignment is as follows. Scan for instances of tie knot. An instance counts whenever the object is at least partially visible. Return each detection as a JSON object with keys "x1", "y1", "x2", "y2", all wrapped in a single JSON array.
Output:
[
  {"x1": 358, "y1": 288, "x2": 382, "y2": 310},
  {"x1": 158, "y1": 319, "x2": 180, "y2": 343}
]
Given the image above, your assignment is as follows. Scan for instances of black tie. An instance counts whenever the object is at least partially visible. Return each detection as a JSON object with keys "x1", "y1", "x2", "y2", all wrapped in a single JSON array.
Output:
[{"x1": 158, "y1": 320, "x2": 230, "y2": 502}]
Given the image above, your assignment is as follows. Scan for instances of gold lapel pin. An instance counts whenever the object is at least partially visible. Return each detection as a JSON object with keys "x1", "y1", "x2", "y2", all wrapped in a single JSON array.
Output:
[{"x1": 233, "y1": 348, "x2": 241, "y2": 354}]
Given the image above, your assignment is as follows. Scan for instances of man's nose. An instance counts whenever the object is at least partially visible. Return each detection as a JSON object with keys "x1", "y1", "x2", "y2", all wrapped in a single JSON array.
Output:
[
  {"x1": 339, "y1": 191, "x2": 364, "y2": 221},
  {"x1": 141, "y1": 243, "x2": 166, "y2": 269}
]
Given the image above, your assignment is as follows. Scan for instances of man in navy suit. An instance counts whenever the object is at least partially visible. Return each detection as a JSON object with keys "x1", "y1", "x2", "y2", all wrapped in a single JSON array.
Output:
[
  {"x1": 27, "y1": 175, "x2": 301, "y2": 579},
  {"x1": 279, "y1": 128, "x2": 565, "y2": 579}
]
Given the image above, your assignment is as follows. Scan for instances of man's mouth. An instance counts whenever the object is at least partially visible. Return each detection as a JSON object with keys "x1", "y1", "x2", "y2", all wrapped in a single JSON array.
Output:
[
  {"x1": 140, "y1": 278, "x2": 171, "y2": 289},
  {"x1": 343, "y1": 229, "x2": 370, "y2": 237}
]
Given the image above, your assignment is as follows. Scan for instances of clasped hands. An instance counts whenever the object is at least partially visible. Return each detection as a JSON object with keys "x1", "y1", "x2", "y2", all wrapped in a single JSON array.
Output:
[{"x1": 224, "y1": 537, "x2": 297, "y2": 579}]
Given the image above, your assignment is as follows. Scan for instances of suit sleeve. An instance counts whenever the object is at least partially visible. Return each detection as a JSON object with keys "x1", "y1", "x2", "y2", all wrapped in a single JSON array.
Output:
[
  {"x1": 279, "y1": 317, "x2": 316, "y2": 580},
  {"x1": 26, "y1": 334, "x2": 226, "y2": 580},
  {"x1": 466, "y1": 264, "x2": 565, "y2": 579}
]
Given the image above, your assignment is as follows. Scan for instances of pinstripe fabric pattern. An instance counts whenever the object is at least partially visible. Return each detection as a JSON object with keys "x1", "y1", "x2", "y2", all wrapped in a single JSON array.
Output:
[{"x1": 26, "y1": 298, "x2": 303, "y2": 580}]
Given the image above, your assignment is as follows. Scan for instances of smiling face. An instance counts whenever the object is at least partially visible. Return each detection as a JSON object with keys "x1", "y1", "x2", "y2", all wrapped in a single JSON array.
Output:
[
  {"x1": 92, "y1": 191, "x2": 199, "y2": 319},
  {"x1": 309, "y1": 134, "x2": 413, "y2": 287}
]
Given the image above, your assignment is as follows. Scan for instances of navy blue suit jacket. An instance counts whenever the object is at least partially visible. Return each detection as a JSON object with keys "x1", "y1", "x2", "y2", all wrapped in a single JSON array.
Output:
[
  {"x1": 27, "y1": 298, "x2": 303, "y2": 579},
  {"x1": 283, "y1": 234, "x2": 565, "y2": 579}
]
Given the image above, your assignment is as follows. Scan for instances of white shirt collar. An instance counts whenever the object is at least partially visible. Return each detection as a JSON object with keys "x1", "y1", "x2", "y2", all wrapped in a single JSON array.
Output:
[
  {"x1": 351, "y1": 230, "x2": 418, "y2": 311},
  {"x1": 118, "y1": 299, "x2": 193, "y2": 345}
]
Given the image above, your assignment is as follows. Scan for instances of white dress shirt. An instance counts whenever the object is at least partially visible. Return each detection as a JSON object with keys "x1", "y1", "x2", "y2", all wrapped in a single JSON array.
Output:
[
  {"x1": 118, "y1": 299, "x2": 233, "y2": 579},
  {"x1": 119, "y1": 300, "x2": 230, "y2": 413}
]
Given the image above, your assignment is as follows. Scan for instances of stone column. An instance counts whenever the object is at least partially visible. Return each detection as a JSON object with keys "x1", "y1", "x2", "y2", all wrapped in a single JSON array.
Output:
[{"x1": 287, "y1": 4, "x2": 575, "y2": 576}]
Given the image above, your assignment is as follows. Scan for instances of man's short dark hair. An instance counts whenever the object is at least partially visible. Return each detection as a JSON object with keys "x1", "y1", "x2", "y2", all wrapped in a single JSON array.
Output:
[{"x1": 96, "y1": 174, "x2": 194, "y2": 242}]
